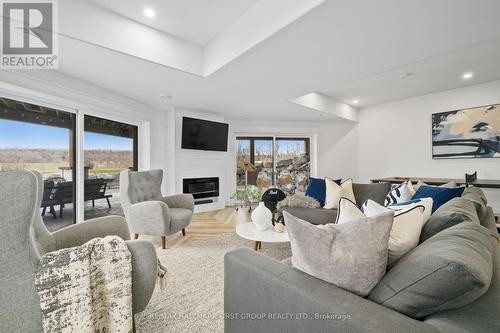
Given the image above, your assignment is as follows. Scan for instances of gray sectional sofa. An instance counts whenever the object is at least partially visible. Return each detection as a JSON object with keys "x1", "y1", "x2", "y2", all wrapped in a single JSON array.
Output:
[{"x1": 224, "y1": 186, "x2": 500, "y2": 333}]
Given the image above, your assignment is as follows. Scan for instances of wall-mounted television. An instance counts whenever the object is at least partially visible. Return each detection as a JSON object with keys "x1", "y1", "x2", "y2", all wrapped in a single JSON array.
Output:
[{"x1": 181, "y1": 117, "x2": 229, "y2": 152}]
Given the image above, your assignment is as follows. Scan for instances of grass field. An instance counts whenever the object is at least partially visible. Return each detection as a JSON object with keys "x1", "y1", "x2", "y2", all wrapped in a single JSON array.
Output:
[
  {"x1": 0, "y1": 162, "x2": 68, "y2": 174},
  {"x1": 0, "y1": 163, "x2": 126, "y2": 176}
]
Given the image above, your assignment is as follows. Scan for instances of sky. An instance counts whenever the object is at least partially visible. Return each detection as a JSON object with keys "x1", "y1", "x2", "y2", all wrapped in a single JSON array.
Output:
[
  {"x1": 238, "y1": 139, "x2": 306, "y2": 154},
  {"x1": 0, "y1": 119, "x2": 133, "y2": 150}
]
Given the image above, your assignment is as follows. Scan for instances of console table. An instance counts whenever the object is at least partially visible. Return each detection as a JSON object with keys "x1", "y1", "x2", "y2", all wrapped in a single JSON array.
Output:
[{"x1": 370, "y1": 177, "x2": 500, "y2": 189}]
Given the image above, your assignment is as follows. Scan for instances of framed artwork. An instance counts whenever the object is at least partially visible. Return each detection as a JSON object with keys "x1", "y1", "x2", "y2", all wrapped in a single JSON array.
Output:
[{"x1": 432, "y1": 104, "x2": 500, "y2": 159}]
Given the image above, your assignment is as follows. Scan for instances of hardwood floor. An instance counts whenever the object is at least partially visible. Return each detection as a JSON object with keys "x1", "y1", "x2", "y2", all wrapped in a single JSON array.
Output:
[{"x1": 135, "y1": 206, "x2": 251, "y2": 249}]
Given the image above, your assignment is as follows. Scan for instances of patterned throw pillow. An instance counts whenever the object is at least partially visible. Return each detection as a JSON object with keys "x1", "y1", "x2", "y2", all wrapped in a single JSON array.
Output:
[
  {"x1": 384, "y1": 181, "x2": 415, "y2": 206},
  {"x1": 284, "y1": 210, "x2": 394, "y2": 297}
]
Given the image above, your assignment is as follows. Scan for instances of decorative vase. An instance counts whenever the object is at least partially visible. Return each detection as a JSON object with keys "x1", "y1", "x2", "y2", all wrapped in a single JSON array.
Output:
[{"x1": 251, "y1": 202, "x2": 273, "y2": 231}]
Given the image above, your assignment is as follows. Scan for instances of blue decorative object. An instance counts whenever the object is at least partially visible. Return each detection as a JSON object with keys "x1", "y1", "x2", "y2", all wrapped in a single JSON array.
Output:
[
  {"x1": 412, "y1": 185, "x2": 465, "y2": 213},
  {"x1": 305, "y1": 177, "x2": 341, "y2": 207}
]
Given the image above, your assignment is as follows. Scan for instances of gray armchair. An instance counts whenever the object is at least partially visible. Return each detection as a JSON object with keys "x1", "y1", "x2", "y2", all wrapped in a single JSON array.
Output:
[
  {"x1": 120, "y1": 169, "x2": 194, "y2": 249},
  {"x1": 0, "y1": 170, "x2": 158, "y2": 333}
]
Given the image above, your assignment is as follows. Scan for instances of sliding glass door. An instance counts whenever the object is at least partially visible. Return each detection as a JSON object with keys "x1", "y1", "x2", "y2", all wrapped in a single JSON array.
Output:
[
  {"x1": 0, "y1": 97, "x2": 76, "y2": 231},
  {"x1": 0, "y1": 96, "x2": 140, "y2": 228},
  {"x1": 236, "y1": 136, "x2": 310, "y2": 194},
  {"x1": 83, "y1": 115, "x2": 138, "y2": 220}
]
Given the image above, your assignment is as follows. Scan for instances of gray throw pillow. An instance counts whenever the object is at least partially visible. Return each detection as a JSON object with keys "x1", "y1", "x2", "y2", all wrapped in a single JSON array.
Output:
[
  {"x1": 419, "y1": 197, "x2": 479, "y2": 242},
  {"x1": 283, "y1": 210, "x2": 394, "y2": 297},
  {"x1": 369, "y1": 222, "x2": 493, "y2": 318}
]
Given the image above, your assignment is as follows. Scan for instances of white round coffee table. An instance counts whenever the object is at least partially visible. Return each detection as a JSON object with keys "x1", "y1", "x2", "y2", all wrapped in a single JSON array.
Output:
[{"x1": 236, "y1": 222, "x2": 289, "y2": 251}]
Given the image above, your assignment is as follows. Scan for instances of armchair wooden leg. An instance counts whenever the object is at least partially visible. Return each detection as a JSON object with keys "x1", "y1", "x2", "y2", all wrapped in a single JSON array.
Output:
[
  {"x1": 133, "y1": 234, "x2": 139, "y2": 239},
  {"x1": 161, "y1": 236, "x2": 166, "y2": 249},
  {"x1": 132, "y1": 315, "x2": 136, "y2": 333},
  {"x1": 182, "y1": 228, "x2": 186, "y2": 236}
]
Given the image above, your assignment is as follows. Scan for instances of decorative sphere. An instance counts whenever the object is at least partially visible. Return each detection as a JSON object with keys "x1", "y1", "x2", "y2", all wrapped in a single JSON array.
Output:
[{"x1": 274, "y1": 222, "x2": 285, "y2": 233}]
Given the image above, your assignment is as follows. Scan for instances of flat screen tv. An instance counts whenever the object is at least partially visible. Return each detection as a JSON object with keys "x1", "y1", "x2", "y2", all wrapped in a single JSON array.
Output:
[{"x1": 181, "y1": 117, "x2": 229, "y2": 152}]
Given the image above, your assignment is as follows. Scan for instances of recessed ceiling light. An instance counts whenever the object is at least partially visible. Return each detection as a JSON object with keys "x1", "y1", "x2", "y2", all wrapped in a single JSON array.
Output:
[
  {"x1": 399, "y1": 72, "x2": 414, "y2": 79},
  {"x1": 352, "y1": 99, "x2": 359, "y2": 105},
  {"x1": 144, "y1": 8, "x2": 155, "y2": 18},
  {"x1": 160, "y1": 94, "x2": 172, "y2": 99},
  {"x1": 462, "y1": 72, "x2": 474, "y2": 80}
]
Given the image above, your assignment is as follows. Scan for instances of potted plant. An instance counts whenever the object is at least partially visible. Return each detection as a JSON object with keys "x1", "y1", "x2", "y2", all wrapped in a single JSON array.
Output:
[{"x1": 231, "y1": 185, "x2": 262, "y2": 212}]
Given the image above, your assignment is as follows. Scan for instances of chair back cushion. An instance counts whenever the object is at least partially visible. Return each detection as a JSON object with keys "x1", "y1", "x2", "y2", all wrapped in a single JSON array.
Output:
[
  {"x1": 0, "y1": 170, "x2": 42, "y2": 332},
  {"x1": 31, "y1": 172, "x2": 56, "y2": 255},
  {"x1": 369, "y1": 222, "x2": 493, "y2": 319},
  {"x1": 121, "y1": 169, "x2": 163, "y2": 205}
]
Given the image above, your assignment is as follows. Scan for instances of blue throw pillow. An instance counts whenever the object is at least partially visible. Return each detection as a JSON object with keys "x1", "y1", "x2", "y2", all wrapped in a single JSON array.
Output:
[
  {"x1": 412, "y1": 185, "x2": 465, "y2": 213},
  {"x1": 305, "y1": 177, "x2": 341, "y2": 207}
]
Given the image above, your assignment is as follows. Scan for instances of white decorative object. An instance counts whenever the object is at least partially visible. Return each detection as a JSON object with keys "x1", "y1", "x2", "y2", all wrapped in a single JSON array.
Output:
[
  {"x1": 236, "y1": 222, "x2": 290, "y2": 251},
  {"x1": 251, "y1": 202, "x2": 273, "y2": 231},
  {"x1": 274, "y1": 222, "x2": 285, "y2": 233}
]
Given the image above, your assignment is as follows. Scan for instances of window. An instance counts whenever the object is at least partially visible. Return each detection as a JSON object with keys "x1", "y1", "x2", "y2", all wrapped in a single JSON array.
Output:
[
  {"x1": 236, "y1": 136, "x2": 310, "y2": 194},
  {"x1": 0, "y1": 97, "x2": 76, "y2": 230},
  {"x1": 0, "y1": 97, "x2": 140, "y2": 228},
  {"x1": 83, "y1": 115, "x2": 138, "y2": 220}
]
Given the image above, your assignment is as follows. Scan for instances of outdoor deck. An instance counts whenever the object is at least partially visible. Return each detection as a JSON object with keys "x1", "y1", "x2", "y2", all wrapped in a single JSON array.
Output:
[{"x1": 42, "y1": 189, "x2": 123, "y2": 232}]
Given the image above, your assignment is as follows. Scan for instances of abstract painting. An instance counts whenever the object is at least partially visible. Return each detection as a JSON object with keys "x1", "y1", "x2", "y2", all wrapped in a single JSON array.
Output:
[{"x1": 432, "y1": 104, "x2": 500, "y2": 159}]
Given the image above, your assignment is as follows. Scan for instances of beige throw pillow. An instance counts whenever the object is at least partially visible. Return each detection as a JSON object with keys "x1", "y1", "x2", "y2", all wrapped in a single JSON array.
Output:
[{"x1": 324, "y1": 178, "x2": 356, "y2": 209}]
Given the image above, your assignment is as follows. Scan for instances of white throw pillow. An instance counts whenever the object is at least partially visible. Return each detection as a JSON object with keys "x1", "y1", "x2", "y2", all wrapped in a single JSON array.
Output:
[
  {"x1": 336, "y1": 198, "x2": 365, "y2": 224},
  {"x1": 342, "y1": 198, "x2": 426, "y2": 266},
  {"x1": 384, "y1": 181, "x2": 415, "y2": 206},
  {"x1": 387, "y1": 198, "x2": 434, "y2": 225},
  {"x1": 324, "y1": 178, "x2": 356, "y2": 209}
]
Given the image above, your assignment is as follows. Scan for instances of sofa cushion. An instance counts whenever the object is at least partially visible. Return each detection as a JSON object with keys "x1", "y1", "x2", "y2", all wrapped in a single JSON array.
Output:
[
  {"x1": 282, "y1": 207, "x2": 336, "y2": 225},
  {"x1": 352, "y1": 182, "x2": 391, "y2": 207},
  {"x1": 369, "y1": 222, "x2": 493, "y2": 319},
  {"x1": 412, "y1": 185, "x2": 465, "y2": 213},
  {"x1": 461, "y1": 186, "x2": 488, "y2": 220},
  {"x1": 284, "y1": 210, "x2": 394, "y2": 297},
  {"x1": 420, "y1": 197, "x2": 479, "y2": 242}
]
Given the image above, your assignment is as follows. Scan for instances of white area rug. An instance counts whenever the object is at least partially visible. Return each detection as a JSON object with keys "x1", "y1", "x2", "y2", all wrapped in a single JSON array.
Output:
[{"x1": 136, "y1": 232, "x2": 291, "y2": 333}]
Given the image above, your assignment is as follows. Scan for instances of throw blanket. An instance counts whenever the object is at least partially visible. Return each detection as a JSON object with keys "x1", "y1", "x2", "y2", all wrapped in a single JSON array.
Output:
[
  {"x1": 35, "y1": 236, "x2": 132, "y2": 333},
  {"x1": 277, "y1": 194, "x2": 321, "y2": 211}
]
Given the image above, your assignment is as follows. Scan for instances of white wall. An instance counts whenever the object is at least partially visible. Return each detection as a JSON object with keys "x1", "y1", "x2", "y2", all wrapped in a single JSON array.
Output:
[
  {"x1": 358, "y1": 79, "x2": 500, "y2": 209},
  {"x1": 226, "y1": 119, "x2": 358, "y2": 203}
]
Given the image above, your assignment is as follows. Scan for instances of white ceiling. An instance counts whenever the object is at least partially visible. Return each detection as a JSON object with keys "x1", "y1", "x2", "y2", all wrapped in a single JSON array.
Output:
[
  {"x1": 87, "y1": 0, "x2": 258, "y2": 45},
  {"x1": 9, "y1": 0, "x2": 500, "y2": 121},
  {"x1": 323, "y1": 37, "x2": 500, "y2": 108}
]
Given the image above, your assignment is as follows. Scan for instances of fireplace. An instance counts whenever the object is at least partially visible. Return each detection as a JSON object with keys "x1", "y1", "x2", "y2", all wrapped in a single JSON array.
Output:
[{"x1": 183, "y1": 177, "x2": 219, "y2": 205}]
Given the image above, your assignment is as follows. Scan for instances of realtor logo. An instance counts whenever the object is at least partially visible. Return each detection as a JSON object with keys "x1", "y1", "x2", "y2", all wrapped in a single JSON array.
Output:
[{"x1": 1, "y1": 0, "x2": 58, "y2": 68}]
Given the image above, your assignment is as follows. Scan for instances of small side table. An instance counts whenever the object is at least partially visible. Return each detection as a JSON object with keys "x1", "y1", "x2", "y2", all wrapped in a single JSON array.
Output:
[{"x1": 236, "y1": 222, "x2": 290, "y2": 251}]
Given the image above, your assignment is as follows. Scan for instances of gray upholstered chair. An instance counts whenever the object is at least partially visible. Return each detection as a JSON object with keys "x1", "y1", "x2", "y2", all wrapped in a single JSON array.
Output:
[
  {"x1": 120, "y1": 169, "x2": 194, "y2": 249},
  {"x1": 0, "y1": 170, "x2": 158, "y2": 333}
]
